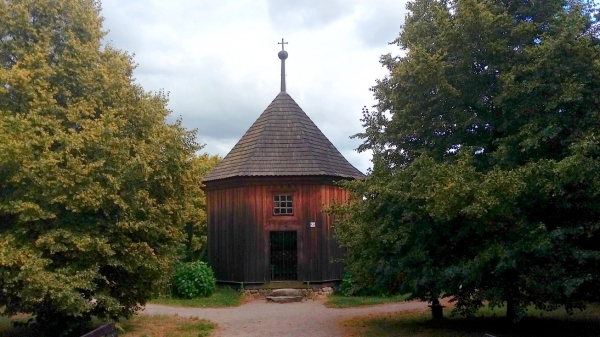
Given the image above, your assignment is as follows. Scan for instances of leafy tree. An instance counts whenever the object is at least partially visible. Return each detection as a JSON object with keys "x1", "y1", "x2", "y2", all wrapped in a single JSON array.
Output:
[
  {"x1": 0, "y1": 0, "x2": 204, "y2": 334},
  {"x1": 334, "y1": 0, "x2": 600, "y2": 320},
  {"x1": 180, "y1": 154, "x2": 221, "y2": 262}
]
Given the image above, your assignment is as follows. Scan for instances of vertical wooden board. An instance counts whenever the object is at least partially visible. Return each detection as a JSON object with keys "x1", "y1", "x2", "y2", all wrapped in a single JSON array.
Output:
[
  {"x1": 215, "y1": 190, "x2": 222, "y2": 279},
  {"x1": 226, "y1": 188, "x2": 233, "y2": 280},
  {"x1": 318, "y1": 185, "x2": 326, "y2": 280},
  {"x1": 232, "y1": 187, "x2": 239, "y2": 281},
  {"x1": 295, "y1": 184, "x2": 304, "y2": 280},
  {"x1": 213, "y1": 191, "x2": 220, "y2": 279},
  {"x1": 227, "y1": 188, "x2": 233, "y2": 280},
  {"x1": 240, "y1": 186, "x2": 247, "y2": 281},
  {"x1": 325, "y1": 186, "x2": 333, "y2": 280},
  {"x1": 232, "y1": 188, "x2": 238, "y2": 280},
  {"x1": 217, "y1": 190, "x2": 225, "y2": 280},
  {"x1": 299, "y1": 184, "x2": 309, "y2": 281},
  {"x1": 233, "y1": 186, "x2": 240, "y2": 281},
  {"x1": 311, "y1": 184, "x2": 318, "y2": 280},
  {"x1": 239, "y1": 186, "x2": 246, "y2": 281},
  {"x1": 256, "y1": 185, "x2": 261, "y2": 281},
  {"x1": 264, "y1": 185, "x2": 270, "y2": 281},
  {"x1": 221, "y1": 190, "x2": 228, "y2": 280},
  {"x1": 311, "y1": 185, "x2": 319, "y2": 280},
  {"x1": 303, "y1": 184, "x2": 309, "y2": 280},
  {"x1": 206, "y1": 191, "x2": 214, "y2": 276},
  {"x1": 250, "y1": 185, "x2": 263, "y2": 282},
  {"x1": 262, "y1": 185, "x2": 270, "y2": 282},
  {"x1": 218, "y1": 189, "x2": 224, "y2": 280},
  {"x1": 243, "y1": 186, "x2": 250, "y2": 281},
  {"x1": 304, "y1": 184, "x2": 311, "y2": 280},
  {"x1": 238, "y1": 186, "x2": 245, "y2": 281},
  {"x1": 212, "y1": 191, "x2": 218, "y2": 275},
  {"x1": 214, "y1": 191, "x2": 221, "y2": 279},
  {"x1": 319, "y1": 185, "x2": 328, "y2": 280},
  {"x1": 255, "y1": 185, "x2": 264, "y2": 282},
  {"x1": 329, "y1": 186, "x2": 338, "y2": 279},
  {"x1": 303, "y1": 184, "x2": 310, "y2": 280},
  {"x1": 223, "y1": 189, "x2": 229, "y2": 279},
  {"x1": 319, "y1": 186, "x2": 326, "y2": 280},
  {"x1": 243, "y1": 185, "x2": 251, "y2": 281},
  {"x1": 210, "y1": 191, "x2": 219, "y2": 279},
  {"x1": 236, "y1": 186, "x2": 243, "y2": 281}
]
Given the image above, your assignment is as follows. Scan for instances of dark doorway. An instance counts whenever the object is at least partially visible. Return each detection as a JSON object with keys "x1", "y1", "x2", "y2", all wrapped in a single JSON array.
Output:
[{"x1": 270, "y1": 231, "x2": 297, "y2": 281}]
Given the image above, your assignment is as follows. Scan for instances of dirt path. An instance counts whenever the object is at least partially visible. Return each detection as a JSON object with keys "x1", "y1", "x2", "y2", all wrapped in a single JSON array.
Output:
[{"x1": 143, "y1": 299, "x2": 429, "y2": 337}]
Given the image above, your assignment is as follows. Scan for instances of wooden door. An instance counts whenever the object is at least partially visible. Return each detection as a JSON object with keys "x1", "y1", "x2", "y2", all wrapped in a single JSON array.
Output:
[{"x1": 269, "y1": 231, "x2": 298, "y2": 281}]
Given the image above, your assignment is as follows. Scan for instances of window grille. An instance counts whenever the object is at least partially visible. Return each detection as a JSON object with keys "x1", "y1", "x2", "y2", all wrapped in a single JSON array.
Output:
[{"x1": 273, "y1": 195, "x2": 293, "y2": 215}]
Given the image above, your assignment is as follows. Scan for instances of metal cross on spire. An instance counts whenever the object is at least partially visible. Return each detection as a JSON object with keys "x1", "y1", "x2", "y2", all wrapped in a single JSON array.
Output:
[
  {"x1": 278, "y1": 38, "x2": 288, "y2": 51},
  {"x1": 277, "y1": 38, "x2": 289, "y2": 92}
]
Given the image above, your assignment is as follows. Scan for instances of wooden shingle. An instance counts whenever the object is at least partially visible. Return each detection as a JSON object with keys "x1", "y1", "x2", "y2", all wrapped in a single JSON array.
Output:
[{"x1": 204, "y1": 91, "x2": 365, "y2": 182}]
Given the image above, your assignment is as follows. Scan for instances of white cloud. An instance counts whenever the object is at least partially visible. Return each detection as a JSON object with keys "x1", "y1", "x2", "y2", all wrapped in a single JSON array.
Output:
[{"x1": 100, "y1": 0, "x2": 408, "y2": 174}]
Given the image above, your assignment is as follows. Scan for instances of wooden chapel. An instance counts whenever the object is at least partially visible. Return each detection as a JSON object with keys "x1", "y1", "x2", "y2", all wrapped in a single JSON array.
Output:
[{"x1": 203, "y1": 40, "x2": 364, "y2": 287}]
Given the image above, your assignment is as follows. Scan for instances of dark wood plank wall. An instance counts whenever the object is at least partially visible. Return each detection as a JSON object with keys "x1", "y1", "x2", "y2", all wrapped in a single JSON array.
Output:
[{"x1": 207, "y1": 180, "x2": 349, "y2": 283}]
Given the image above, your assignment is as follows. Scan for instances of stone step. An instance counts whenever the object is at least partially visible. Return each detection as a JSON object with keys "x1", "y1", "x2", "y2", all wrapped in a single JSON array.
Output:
[{"x1": 265, "y1": 295, "x2": 304, "y2": 303}]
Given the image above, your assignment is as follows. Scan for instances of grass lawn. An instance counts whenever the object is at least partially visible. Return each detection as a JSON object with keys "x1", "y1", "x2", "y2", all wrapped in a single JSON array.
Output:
[
  {"x1": 0, "y1": 314, "x2": 215, "y2": 337},
  {"x1": 150, "y1": 286, "x2": 244, "y2": 307},
  {"x1": 119, "y1": 314, "x2": 215, "y2": 337},
  {"x1": 0, "y1": 314, "x2": 37, "y2": 337},
  {"x1": 341, "y1": 304, "x2": 600, "y2": 337},
  {"x1": 325, "y1": 293, "x2": 411, "y2": 308}
]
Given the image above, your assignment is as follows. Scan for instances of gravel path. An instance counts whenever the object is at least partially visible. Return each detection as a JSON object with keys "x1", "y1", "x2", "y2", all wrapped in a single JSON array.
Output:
[{"x1": 143, "y1": 299, "x2": 429, "y2": 337}]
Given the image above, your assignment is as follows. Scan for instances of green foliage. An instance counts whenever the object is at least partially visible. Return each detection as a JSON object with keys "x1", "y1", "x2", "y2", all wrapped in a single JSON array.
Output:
[
  {"x1": 335, "y1": 0, "x2": 600, "y2": 321},
  {"x1": 339, "y1": 271, "x2": 397, "y2": 297},
  {"x1": 172, "y1": 262, "x2": 217, "y2": 299},
  {"x1": 343, "y1": 304, "x2": 600, "y2": 337},
  {"x1": 0, "y1": 0, "x2": 207, "y2": 335},
  {"x1": 180, "y1": 154, "x2": 221, "y2": 263},
  {"x1": 326, "y1": 293, "x2": 410, "y2": 308},
  {"x1": 151, "y1": 287, "x2": 243, "y2": 307},
  {"x1": 339, "y1": 272, "x2": 356, "y2": 296}
]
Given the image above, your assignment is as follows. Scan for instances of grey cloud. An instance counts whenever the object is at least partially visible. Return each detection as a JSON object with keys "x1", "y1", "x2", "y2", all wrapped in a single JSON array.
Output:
[
  {"x1": 101, "y1": 1, "x2": 206, "y2": 52},
  {"x1": 267, "y1": 0, "x2": 354, "y2": 29},
  {"x1": 100, "y1": 2, "x2": 150, "y2": 50},
  {"x1": 341, "y1": 149, "x2": 371, "y2": 173},
  {"x1": 156, "y1": 75, "x2": 273, "y2": 140},
  {"x1": 354, "y1": 2, "x2": 406, "y2": 47},
  {"x1": 287, "y1": 91, "x2": 368, "y2": 170}
]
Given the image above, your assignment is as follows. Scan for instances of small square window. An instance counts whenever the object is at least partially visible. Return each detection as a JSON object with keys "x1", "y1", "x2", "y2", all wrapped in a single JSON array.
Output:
[{"x1": 274, "y1": 195, "x2": 293, "y2": 215}]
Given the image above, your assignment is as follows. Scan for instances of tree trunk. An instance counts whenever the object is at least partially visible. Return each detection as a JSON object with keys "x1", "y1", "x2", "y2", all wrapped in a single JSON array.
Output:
[
  {"x1": 506, "y1": 298, "x2": 516, "y2": 321},
  {"x1": 430, "y1": 297, "x2": 444, "y2": 320}
]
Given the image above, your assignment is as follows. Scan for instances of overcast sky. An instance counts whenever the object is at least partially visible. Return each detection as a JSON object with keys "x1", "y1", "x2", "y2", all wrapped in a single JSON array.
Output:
[{"x1": 100, "y1": 0, "x2": 408, "y2": 173}]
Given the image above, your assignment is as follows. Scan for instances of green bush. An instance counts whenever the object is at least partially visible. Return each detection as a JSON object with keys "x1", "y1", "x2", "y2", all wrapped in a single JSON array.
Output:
[
  {"x1": 173, "y1": 262, "x2": 217, "y2": 299},
  {"x1": 339, "y1": 272, "x2": 356, "y2": 296},
  {"x1": 338, "y1": 271, "x2": 400, "y2": 297}
]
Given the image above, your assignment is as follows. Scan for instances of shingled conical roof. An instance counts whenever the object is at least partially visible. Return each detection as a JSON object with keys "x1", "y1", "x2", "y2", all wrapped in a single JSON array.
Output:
[{"x1": 203, "y1": 91, "x2": 365, "y2": 182}]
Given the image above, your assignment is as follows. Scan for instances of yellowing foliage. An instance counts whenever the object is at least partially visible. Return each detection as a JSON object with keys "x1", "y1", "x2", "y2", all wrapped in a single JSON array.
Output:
[{"x1": 0, "y1": 0, "x2": 216, "y2": 334}]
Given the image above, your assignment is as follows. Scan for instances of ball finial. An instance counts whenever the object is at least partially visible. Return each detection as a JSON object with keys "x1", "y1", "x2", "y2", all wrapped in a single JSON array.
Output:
[{"x1": 278, "y1": 38, "x2": 289, "y2": 92}]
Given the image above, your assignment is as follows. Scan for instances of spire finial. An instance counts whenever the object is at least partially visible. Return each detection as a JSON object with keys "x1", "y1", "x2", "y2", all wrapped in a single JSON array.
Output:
[
  {"x1": 278, "y1": 38, "x2": 288, "y2": 92},
  {"x1": 278, "y1": 38, "x2": 288, "y2": 53}
]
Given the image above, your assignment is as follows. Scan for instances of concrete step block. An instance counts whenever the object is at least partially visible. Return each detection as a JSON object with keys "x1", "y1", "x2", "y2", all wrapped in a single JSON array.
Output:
[{"x1": 265, "y1": 295, "x2": 304, "y2": 303}]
